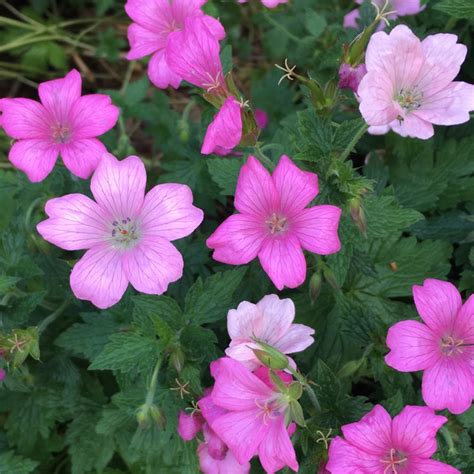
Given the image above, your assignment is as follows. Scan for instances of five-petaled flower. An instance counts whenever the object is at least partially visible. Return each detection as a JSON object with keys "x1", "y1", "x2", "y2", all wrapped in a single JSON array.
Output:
[
  {"x1": 125, "y1": 0, "x2": 225, "y2": 89},
  {"x1": 37, "y1": 153, "x2": 203, "y2": 309},
  {"x1": 327, "y1": 404, "x2": 460, "y2": 473},
  {"x1": 206, "y1": 155, "x2": 342, "y2": 290},
  {"x1": 225, "y1": 294, "x2": 314, "y2": 370},
  {"x1": 358, "y1": 25, "x2": 474, "y2": 139},
  {"x1": 201, "y1": 357, "x2": 298, "y2": 474},
  {"x1": 385, "y1": 278, "x2": 474, "y2": 414},
  {"x1": 0, "y1": 69, "x2": 119, "y2": 182}
]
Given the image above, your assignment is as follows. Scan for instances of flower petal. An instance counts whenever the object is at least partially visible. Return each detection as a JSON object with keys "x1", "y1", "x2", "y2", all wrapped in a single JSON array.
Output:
[
  {"x1": 455, "y1": 294, "x2": 474, "y2": 344},
  {"x1": 275, "y1": 324, "x2": 315, "y2": 354},
  {"x1": 124, "y1": 0, "x2": 172, "y2": 32},
  {"x1": 258, "y1": 234, "x2": 306, "y2": 290},
  {"x1": 140, "y1": 183, "x2": 203, "y2": 241},
  {"x1": 60, "y1": 138, "x2": 108, "y2": 179},
  {"x1": 210, "y1": 410, "x2": 270, "y2": 466},
  {"x1": 392, "y1": 405, "x2": 447, "y2": 458},
  {"x1": 211, "y1": 357, "x2": 273, "y2": 411},
  {"x1": 422, "y1": 357, "x2": 474, "y2": 414},
  {"x1": 38, "y1": 69, "x2": 82, "y2": 122},
  {"x1": 258, "y1": 417, "x2": 298, "y2": 473},
  {"x1": 37, "y1": 194, "x2": 109, "y2": 251},
  {"x1": 9, "y1": 139, "x2": 58, "y2": 183},
  {"x1": 126, "y1": 24, "x2": 165, "y2": 60},
  {"x1": 70, "y1": 244, "x2": 128, "y2": 309},
  {"x1": 385, "y1": 320, "x2": 440, "y2": 372},
  {"x1": 91, "y1": 154, "x2": 146, "y2": 219},
  {"x1": 148, "y1": 49, "x2": 182, "y2": 90},
  {"x1": 198, "y1": 443, "x2": 250, "y2": 474},
  {"x1": 390, "y1": 113, "x2": 434, "y2": 140},
  {"x1": 234, "y1": 156, "x2": 278, "y2": 218},
  {"x1": 341, "y1": 405, "x2": 392, "y2": 456},
  {"x1": 122, "y1": 236, "x2": 183, "y2": 295},
  {"x1": 413, "y1": 279, "x2": 462, "y2": 334},
  {"x1": 272, "y1": 155, "x2": 319, "y2": 215},
  {"x1": 201, "y1": 97, "x2": 242, "y2": 156},
  {"x1": 70, "y1": 94, "x2": 119, "y2": 139},
  {"x1": 0, "y1": 98, "x2": 50, "y2": 139},
  {"x1": 207, "y1": 213, "x2": 266, "y2": 265},
  {"x1": 406, "y1": 458, "x2": 460, "y2": 473},
  {"x1": 293, "y1": 205, "x2": 342, "y2": 255},
  {"x1": 177, "y1": 411, "x2": 204, "y2": 441},
  {"x1": 255, "y1": 294, "x2": 296, "y2": 342}
]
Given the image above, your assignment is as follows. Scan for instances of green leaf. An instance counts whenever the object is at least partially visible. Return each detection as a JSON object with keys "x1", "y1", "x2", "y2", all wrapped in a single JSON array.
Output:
[
  {"x1": 305, "y1": 10, "x2": 327, "y2": 38},
  {"x1": 434, "y1": 0, "x2": 474, "y2": 19},
  {"x1": 184, "y1": 268, "x2": 247, "y2": 324},
  {"x1": 133, "y1": 295, "x2": 184, "y2": 332},
  {"x1": 66, "y1": 412, "x2": 115, "y2": 474},
  {"x1": 220, "y1": 44, "x2": 233, "y2": 74},
  {"x1": 55, "y1": 312, "x2": 120, "y2": 361},
  {"x1": 207, "y1": 157, "x2": 244, "y2": 195},
  {"x1": 89, "y1": 331, "x2": 161, "y2": 374},
  {"x1": 0, "y1": 452, "x2": 38, "y2": 474},
  {"x1": 0, "y1": 275, "x2": 20, "y2": 293},
  {"x1": 124, "y1": 76, "x2": 149, "y2": 106}
]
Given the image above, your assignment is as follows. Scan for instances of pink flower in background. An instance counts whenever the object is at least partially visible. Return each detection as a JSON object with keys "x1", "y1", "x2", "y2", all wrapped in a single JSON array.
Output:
[
  {"x1": 166, "y1": 17, "x2": 227, "y2": 94},
  {"x1": 225, "y1": 294, "x2": 314, "y2": 370},
  {"x1": 125, "y1": 0, "x2": 225, "y2": 89},
  {"x1": 327, "y1": 405, "x2": 460, "y2": 473},
  {"x1": 238, "y1": 0, "x2": 288, "y2": 8},
  {"x1": 178, "y1": 398, "x2": 250, "y2": 473},
  {"x1": 338, "y1": 63, "x2": 367, "y2": 93},
  {"x1": 254, "y1": 109, "x2": 269, "y2": 130},
  {"x1": 201, "y1": 97, "x2": 243, "y2": 155},
  {"x1": 0, "y1": 369, "x2": 5, "y2": 381},
  {"x1": 344, "y1": 0, "x2": 424, "y2": 29},
  {"x1": 207, "y1": 155, "x2": 341, "y2": 290},
  {"x1": 358, "y1": 25, "x2": 474, "y2": 139},
  {"x1": 0, "y1": 70, "x2": 119, "y2": 182},
  {"x1": 385, "y1": 279, "x2": 474, "y2": 415},
  {"x1": 205, "y1": 357, "x2": 298, "y2": 474},
  {"x1": 37, "y1": 153, "x2": 203, "y2": 309}
]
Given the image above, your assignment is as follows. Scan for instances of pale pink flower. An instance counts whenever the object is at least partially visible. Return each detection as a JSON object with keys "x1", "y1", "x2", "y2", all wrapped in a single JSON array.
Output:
[
  {"x1": 204, "y1": 357, "x2": 298, "y2": 474},
  {"x1": 0, "y1": 70, "x2": 119, "y2": 182},
  {"x1": 338, "y1": 63, "x2": 367, "y2": 93},
  {"x1": 238, "y1": 0, "x2": 288, "y2": 8},
  {"x1": 358, "y1": 25, "x2": 474, "y2": 139},
  {"x1": 178, "y1": 398, "x2": 250, "y2": 473},
  {"x1": 201, "y1": 97, "x2": 242, "y2": 156},
  {"x1": 327, "y1": 404, "x2": 459, "y2": 473},
  {"x1": 36, "y1": 153, "x2": 203, "y2": 309},
  {"x1": 344, "y1": 0, "x2": 424, "y2": 29},
  {"x1": 166, "y1": 16, "x2": 227, "y2": 94},
  {"x1": 385, "y1": 279, "x2": 474, "y2": 415},
  {"x1": 254, "y1": 109, "x2": 269, "y2": 130},
  {"x1": 206, "y1": 155, "x2": 341, "y2": 290},
  {"x1": 125, "y1": 0, "x2": 225, "y2": 89},
  {"x1": 225, "y1": 294, "x2": 314, "y2": 370}
]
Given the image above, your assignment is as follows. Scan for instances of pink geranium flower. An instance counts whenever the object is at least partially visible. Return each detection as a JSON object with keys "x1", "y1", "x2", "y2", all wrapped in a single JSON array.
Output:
[
  {"x1": 0, "y1": 70, "x2": 119, "y2": 182},
  {"x1": 201, "y1": 97, "x2": 243, "y2": 155},
  {"x1": 338, "y1": 63, "x2": 367, "y2": 93},
  {"x1": 204, "y1": 357, "x2": 298, "y2": 474},
  {"x1": 206, "y1": 155, "x2": 341, "y2": 290},
  {"x1": 178, "y1": 400, "x2": 250, "y2": 473},
  {"x1": 37, "y1": 153, "x2": 203, "y2": 309},
  {"x1": 238, "y1": 0, "x2": 288, "y2": 8},
  {"x1": 125, "y1": 0, "x2": 225, "y2": 89},
  {"x1": 344, "y1": 0, "x2": 424, "y2": 29},
  {"x1": 225, "y1": 294, "x2": 314, "y2": 370},
  {"x1": 0, "y1": 369, "x2": 5, "y2": 381},
  {"x1": 385, "y1": 279, "x2": 474, "y2": 415},
  {"x1": 327, "y1": 404, "x2": 460, "y2": 473},
  {"x1": 254, "y1": 109, "x2": 269, "y2": 130},
  {"x1": 358, "y1": 25, "x2": 474, "y2": 139},
  {"x1": 166, "y1": 17, "x2": 227, "y2": 94}
]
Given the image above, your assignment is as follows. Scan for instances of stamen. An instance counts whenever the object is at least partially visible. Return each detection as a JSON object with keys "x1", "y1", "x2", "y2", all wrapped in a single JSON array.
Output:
[
  {"x1": 203, "y1": 71, "x2": 223, "y2": 93},
  {"x1": 275, "y1": 59, "x2": 297, "y2": 86},
  {"x1": 265, "y1": 213, "x2": 288, "y2": 235},
  {"x1": 441, "y1": 336, "x2": 464, "y2": 356},
  {"x1": 51, "y1": 123, "x2": 71, "y2": 144},
  {"x1": 381, "y1": 448, "x2": 408, "y2": 474},
  {"x1": 255, "y1": 399, "x2": 279, "y2": 425},
  {"x1": 395, "y1": 88, "x2": 423, "y2": 113},
  {"x1": 110, "y1": 217, "x2": 139, "y2": 249}
]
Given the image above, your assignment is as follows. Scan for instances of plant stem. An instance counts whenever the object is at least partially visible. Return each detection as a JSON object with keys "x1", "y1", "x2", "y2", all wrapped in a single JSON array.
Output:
[
  {"x1": 440, "y1": 426, "x2": 457, "y2": 456},
  {"x1": 264, "y1": 13, "x2": 300, "y2": 43},
  {"x1": 37, "y1": 300, "x2": 70, "y2": 333},
  {"x1": 254, "y1": 144, "x2": 275, "y2": 170},
  {"x1": 145, "y1": 357, "x2": 163, "y2": 407},
  {"x1": 338, "y1": 122, "x2": 369, "y2": 162},
  {"x1": 0, "y1": 16, "x2": 36, "y2": 30}
]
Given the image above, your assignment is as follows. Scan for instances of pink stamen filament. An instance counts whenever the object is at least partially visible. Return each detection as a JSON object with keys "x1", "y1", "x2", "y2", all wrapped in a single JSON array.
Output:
[
  {"x1": 441, "y1": 336, "x2": 465, "y2": 356},
  {"x1": 265, "y1": 213, "x2": 288, "y2": 234},
  {"x1": 203, "y1": 71, "x2": 223, "y2": 93},
  {"x1": 381, "y1": 448, "x2": 407, "y2": 474},
  {"x1": 255, "y1": 399, "x2": 278, "y2": 425}
]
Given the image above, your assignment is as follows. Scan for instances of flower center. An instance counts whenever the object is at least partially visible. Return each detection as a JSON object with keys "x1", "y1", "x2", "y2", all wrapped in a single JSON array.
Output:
[
  {"x1": 202, "y1": 71, "x2": 224, "y2": 94},
  {"x1": 51, "y1": 123, "x2": 71, "y2": 144},
  {"x1": 254, "y1": 399, "x2": 280, "y2": 425},
  {"x1": 265, "y1": 213, "x2": 288, "y2": 235},
  {"x1": 381, "y1": 448, "x2": 408, "y2": 474},
  {"x1": 395, "y1": 88, "x2": 423, "y2": 114},
  {"x1": 110, "y1": 217, "x2": 140, "y2": 249},
  {"x1": 440, "y1": 335, "x2": 464, "y2": 357}
]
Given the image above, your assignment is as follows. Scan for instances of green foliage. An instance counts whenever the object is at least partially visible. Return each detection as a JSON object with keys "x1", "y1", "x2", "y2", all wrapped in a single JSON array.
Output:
[{"x1": 434, "y1": 0, "x2": 474, "y2": 19}]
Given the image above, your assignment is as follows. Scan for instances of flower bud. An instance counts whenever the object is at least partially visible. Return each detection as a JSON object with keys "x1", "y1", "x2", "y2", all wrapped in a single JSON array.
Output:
[
  {"x1": 338, "y1": 63, "x2": 367, "y2": 93},
  {"x1": 287, "y1": 381, "x2": 303, "y2": 401},
  {"x1": 309, "y1": 272, "x2": 323, "y2": 304},
  {"x1": 252, "y1": 340, "x2": 289, "y2": 370},
  {"x1": 136, "y1": 403, "x2": 166, "y2": 430},
  {"x1": 0, "y1": 368, "x2": 5, "y2": 381},
  {"x1": 322, "y1": 267, "x2": 340, "y2": 292},
  {"x1": 349, "y1": 198, "x2": 367, "y2": 236},
  {"x1": 288, "y1": 400, "x2": 306, "y2": 427},
  {"x1": 170, "y1": 347, "x2": 185, "y2": 373}
]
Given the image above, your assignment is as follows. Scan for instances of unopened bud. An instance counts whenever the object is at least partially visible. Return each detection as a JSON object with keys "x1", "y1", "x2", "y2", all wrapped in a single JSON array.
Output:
[
  {"x1": 338, "y1": 63, "x2": 367, "y2": 93},
  {"x1": 322, "y1": 267, "x2": 340, "y2": 292},
  {"x1": 309, "y1": 272, "x2": 323, "y2": 304},
  {"x1": 170, "y1": 347, "x2": 185, "y2": 373},
  {"x1": 252, "y1": 340, "x2": 289, "y2": 370},
  {"x1": 136, "y1": 403, "x2": 166, "y2": 430},
  {"x1": 289, "y1": 400, "x2": 306, "y2": 427},
  {"x1": 349, "y1": 198, "x2": 367, "y2": 236},
  {"x1": 287, "y1": 382, "x2": 303, "y2": 401}
]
